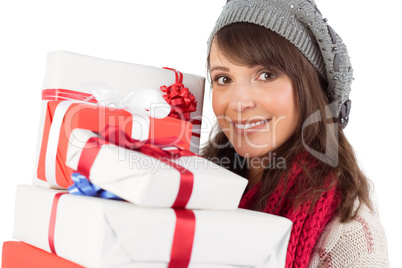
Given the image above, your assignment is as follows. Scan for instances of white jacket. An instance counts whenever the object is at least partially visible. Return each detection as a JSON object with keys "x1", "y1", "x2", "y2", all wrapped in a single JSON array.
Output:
[{"x1": 308, "y1": 203, "x2": 389, "y2": 267}]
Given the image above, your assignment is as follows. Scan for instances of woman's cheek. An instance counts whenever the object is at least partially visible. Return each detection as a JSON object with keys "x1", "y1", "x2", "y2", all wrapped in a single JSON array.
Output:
[{"x1": 212, "y1": 91, "x2": 226, "y2": 117}]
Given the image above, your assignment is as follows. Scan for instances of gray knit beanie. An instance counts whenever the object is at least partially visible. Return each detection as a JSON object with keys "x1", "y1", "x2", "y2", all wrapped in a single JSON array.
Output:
[{"x1": 207, "y1": 0, "x2": 353, "y2": 128}]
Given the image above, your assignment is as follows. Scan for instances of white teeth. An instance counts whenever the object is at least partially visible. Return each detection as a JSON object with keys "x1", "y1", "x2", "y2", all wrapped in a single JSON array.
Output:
[{"x1": 235, "y1": 119, "x2": 268, "y2": 129}]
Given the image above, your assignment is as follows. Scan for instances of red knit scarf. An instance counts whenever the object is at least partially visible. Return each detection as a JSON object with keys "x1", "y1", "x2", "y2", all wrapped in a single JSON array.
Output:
[{"x1": 239, "y1": 154, "x2": 340, "y2": 268}]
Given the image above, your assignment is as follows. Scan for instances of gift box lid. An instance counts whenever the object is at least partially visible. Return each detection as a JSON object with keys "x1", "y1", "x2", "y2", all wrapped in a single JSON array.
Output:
[{"x1": 42, "y1": 51, "x2": 205, "y2": 117}]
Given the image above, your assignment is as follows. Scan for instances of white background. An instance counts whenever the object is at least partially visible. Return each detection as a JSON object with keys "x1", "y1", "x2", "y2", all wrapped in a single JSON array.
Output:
[{"x1": 0, "y1": 0, "x2": 400, "y2": 266}]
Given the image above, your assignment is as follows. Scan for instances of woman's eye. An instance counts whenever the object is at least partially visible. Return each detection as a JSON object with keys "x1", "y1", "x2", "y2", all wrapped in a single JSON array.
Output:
[
  {"x1": 214, "y1": 76, "x2": 232, "y2": 85},
  {"x1": 258, "y1": 72, "x2": 276, "y2": 81}
]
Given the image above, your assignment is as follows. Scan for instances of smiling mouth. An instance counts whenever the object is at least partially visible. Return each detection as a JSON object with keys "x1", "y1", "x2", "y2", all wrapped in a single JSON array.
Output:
[{"x1": 232, "y1": 119, "x2": 271, "y2": 130}]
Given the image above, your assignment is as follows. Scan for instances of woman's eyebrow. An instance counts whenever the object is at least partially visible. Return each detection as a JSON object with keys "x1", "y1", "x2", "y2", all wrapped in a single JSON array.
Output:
[{"x1": 210, "y1": 66, "x2": 230, "y2": 73}]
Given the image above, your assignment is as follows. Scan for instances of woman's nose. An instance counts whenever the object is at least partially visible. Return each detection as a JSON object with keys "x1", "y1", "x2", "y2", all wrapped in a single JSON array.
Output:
[{"x1": 228, "y1": 83, "x2": 256, "y2": 112}]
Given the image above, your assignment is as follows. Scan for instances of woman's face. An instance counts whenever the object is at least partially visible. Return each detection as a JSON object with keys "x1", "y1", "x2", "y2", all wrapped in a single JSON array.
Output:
[{"x1": 209, "y1": 40, "x2": 299, "y2": 159}]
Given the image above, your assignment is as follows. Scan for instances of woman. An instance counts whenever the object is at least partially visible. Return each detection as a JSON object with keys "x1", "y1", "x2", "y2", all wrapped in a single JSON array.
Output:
[{"x1": 202, "y1": 0, "x2": 389, "y2": 267}]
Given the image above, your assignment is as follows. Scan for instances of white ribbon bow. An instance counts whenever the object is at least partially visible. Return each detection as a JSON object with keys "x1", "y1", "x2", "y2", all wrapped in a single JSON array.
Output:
[
  {"x1": 92, "y1": 88, "x2": 171, "y2": 119},
  {"x1": 81, "y1": 81, "x2": 172, "y2": 140}
]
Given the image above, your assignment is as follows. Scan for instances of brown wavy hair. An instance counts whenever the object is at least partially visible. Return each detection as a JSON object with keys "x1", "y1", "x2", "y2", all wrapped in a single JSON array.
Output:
[{"x1": 202, "y1": 23, "x2": 372, "y2": 223}]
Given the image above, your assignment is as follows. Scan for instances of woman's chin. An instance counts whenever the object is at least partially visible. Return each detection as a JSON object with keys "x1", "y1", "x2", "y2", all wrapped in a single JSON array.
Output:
[{"x1": 233, "y1": 146, "x2": 272, "y2": 159}]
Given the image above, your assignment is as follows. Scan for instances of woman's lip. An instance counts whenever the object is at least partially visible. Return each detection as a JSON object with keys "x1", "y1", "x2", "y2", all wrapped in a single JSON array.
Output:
[
  {"x1": 230, "y1": 118, "x2": 272, "y2": 124},
  {"x1": 230, "y1": 119, "x2": 271, "y2": 133}
]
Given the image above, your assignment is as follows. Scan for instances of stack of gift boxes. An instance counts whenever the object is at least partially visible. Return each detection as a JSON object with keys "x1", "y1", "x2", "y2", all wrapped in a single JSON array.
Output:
[{"x1": 2, "y1": 51, "x2": 292, "y2": 268}]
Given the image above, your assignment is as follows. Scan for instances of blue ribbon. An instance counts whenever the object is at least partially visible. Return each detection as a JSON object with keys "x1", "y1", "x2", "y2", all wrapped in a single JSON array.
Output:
[{"x1": 68, "y1": 173, "x2": 123, "y2": 200}]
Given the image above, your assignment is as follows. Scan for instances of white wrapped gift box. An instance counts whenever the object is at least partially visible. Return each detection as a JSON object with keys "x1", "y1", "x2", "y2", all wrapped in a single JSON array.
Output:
[
  {"x1": 13, "y1": 185, "x2": 292, "y2": 268},
  {"x1": 65, "y1": 128, "x2": 247, "y2": 210},
  {"x1": 34, "y1": 51, "x2": 205, "y2": 188}
]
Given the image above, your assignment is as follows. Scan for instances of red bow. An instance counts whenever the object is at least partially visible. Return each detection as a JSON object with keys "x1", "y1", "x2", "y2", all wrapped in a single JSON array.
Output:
[
  {"x1": 161, "y1": 68, "x2": 197, "y2": 121},
  {"x1": 99, "y1": 125, "x2": 194, "y2": 160}
]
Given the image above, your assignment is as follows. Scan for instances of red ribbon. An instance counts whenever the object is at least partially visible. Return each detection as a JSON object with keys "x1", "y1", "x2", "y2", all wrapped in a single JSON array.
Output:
[
  {"x1": 42, "y1": 88, "x2": 201, "y2": 136},
  {"x1": 77, "y1": 137, "x2": 107, "y2": 179},
  {"x1": 48, "y1": 192, "x2": 68, "y2": 255},
  {"x1": 76, "y1": 125, "x2": 195, "y2": 208},
  {"x1": 42, "y1": 89, "x2": 97, "y2": 103},
  {"x1": 161, "y1": 68, "x2": 197, "y2": 121},
  {"x1": 168, "y1": 209, "x2": 196, "y2": 268}
]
